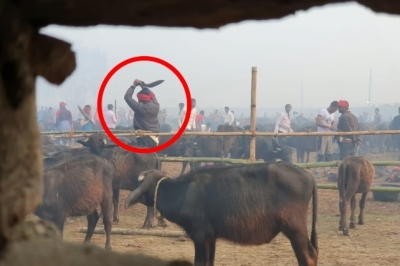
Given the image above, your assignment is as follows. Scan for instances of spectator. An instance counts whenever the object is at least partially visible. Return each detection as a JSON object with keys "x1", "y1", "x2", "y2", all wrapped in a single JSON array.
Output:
[
  {"x1": 223, "y1": 106, "x2": 235, "y2": 125},
  {"x1": 389, "y1": 107, "x2": 400, "y2": 160},
  {"x1": 336, "y1": 100, "x2": 361, "y2": 160},
  {"x1": 274, "y1": 104, "x2": 293, "y2": 145},
  {"x1": 314, "y1": 101, "x2": 338, "y2": 178},
  {"x1": 105, "y1": 104, "x2": 118, "y2": 129},
  {"x1": 41, "y1": 107, "x2": 54, "y2": 131},
  {"x1": 212, "y1": 110, "x2": 220, "y2": 130},
  {"x1": 178, "y1": 102, "x2": 185, "y2": 128},
  {"x1": 195, "y1": 110, "x2": 205, "y2": 131},
  {"x1": 373, "y1": 108, "x2": 383, "y2": 125},
  {"x1": 80, "y1": 105, "x2": 95, "y2": 131},
  {"x1": 180, "y1": 98, "x2": 197, "y2": 131},
  {"x1": 128, "y1": 109, "x2": 134, "y2": 126}
]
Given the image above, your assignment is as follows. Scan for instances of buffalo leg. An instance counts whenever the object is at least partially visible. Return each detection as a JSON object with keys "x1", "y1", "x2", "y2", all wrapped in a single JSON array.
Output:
[
  {"x1": 193, "y1": 239, "x2": 207, "y2": 266},
  {"x1": 180, "y1": 161, "x2": 188, "y2": 175},
  {"x1": 283, "y1": 223, "x2": 318, "y2": 266},
  {"x1": 84, "y1": 210, "x2": 99, "y2": 244},
  {"x1": 358, "y1": 192, "x2": 368, "y2": 225},
  {"x1": 49, "y1": 212, "x2": 66, "y2": 237},
  {"x1": 142, "y1": 206, "x2": 155, "y2": 229},
  {"x1": 112, "y1": 186, "x2": 120, "y2": 223},
  {"x1": 100, "y1": 196, "x2": 113, "y2": 251},
  {"x1": 349, "y1": 195, "x2": 357, "y2": 229},
  {"x1": 339, "y1": 197, "x2": 350, "y2": 236},
  {"x1": 207, "y1": 239, "x2": 216, "y2": 266}
]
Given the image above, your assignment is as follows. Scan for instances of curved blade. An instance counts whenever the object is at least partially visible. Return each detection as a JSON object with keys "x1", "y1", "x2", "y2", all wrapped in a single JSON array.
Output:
[{"x1": 143, "y1": 80, "x2": 164, "y2": 88}]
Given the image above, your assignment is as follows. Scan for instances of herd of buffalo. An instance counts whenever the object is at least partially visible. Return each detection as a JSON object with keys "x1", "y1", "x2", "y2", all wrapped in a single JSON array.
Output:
[{"x1": 37, "y1": 120, "x2": 380, "y2": 266}]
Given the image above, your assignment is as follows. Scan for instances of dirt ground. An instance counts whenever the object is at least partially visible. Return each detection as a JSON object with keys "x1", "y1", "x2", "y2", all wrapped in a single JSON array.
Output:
[{"x1": 63, "y1": 150, "x2": 400, "y2": 266}]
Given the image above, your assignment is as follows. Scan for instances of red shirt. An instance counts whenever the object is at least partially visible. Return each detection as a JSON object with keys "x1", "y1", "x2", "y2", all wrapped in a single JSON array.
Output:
[{"x1": 195, "y1": 114, "x2": 204, "y2": 126}]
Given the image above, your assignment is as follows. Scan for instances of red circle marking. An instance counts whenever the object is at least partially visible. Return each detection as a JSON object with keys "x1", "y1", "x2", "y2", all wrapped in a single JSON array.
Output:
[{"x1": 97, "y1": 56, "x2": 192, "y2": 154}]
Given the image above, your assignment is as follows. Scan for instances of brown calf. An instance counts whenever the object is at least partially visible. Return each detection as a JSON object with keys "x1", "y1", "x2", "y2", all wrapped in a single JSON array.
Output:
[{"x1": 338, "y1": 156, "x2": 374, "y2": 236}]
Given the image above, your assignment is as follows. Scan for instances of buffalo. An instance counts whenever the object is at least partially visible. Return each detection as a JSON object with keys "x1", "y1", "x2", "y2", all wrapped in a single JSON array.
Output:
[
  {"x1": 34, "y1": 154, "x2": 114, "y2": 250},
  {"x1": 338, "y1": 156, "x2": 374, "y2": 236},
  {"x1": 125, "y1": 163, "x2": 318, "y2": 266},
  {"x1": 77, "y1": 133, "x2": 162, "y2": 228}
]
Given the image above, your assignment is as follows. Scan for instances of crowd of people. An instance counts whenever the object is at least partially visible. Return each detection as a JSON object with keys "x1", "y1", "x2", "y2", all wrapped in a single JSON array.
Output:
[
  {"x1": 273, "y1": 101, "x2": 400, "y2": 177},
  {"x1": 37, "y1": 79, "x2": 400, "y2": 160}
]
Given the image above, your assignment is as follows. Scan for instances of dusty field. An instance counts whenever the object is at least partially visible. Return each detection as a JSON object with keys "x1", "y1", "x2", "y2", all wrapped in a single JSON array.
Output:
[{"x1": 63, "y1": 150, "x2": 400, "y2": 265}]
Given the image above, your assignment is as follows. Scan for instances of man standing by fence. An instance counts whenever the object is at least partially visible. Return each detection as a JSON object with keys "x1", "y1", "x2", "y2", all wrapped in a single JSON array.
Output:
[
  {"x1": 223, "y1": 106, "x2": 235, "y2": 126},
  {"x1": 105, "y1": 104, "x2": 118, "y2": 130},
  {"x1": 389, "y1": 107, "x2": 400, "y2": 160},
  {"x1": 180, "y1": 98, "x2": 197, "y2": 131},
  {"x1": 274, "y1": 104, "x2": 293, "y2": 146},
  {"x1": 336, "y1": 100, "x2": 361, "y2": 160},
  {"x1": 314, "y1": 101, "x2": 338, "y2": 178}
]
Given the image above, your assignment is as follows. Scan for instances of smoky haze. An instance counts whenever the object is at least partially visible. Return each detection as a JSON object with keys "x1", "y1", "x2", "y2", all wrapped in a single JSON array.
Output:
[{"x1": 36, "y1": 2, "x2": 400, "y2": 116}]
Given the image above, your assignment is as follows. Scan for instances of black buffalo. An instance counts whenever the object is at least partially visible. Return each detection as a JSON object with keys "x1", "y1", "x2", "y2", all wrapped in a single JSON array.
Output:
[{"x1": 125, "y1": 164, "x2": 318, "y2": 266}]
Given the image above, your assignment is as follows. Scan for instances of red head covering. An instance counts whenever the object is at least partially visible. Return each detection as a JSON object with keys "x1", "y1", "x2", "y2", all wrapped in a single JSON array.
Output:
[
  {"x1": 137, "y1": 91, "x2": 155, "y2": 102},
  {"x1": 338, "y1": 100, "x2": 349, "y2": 108},
  {"x1": 59, "y1": 102, "x2": 67, "y2": 108}
]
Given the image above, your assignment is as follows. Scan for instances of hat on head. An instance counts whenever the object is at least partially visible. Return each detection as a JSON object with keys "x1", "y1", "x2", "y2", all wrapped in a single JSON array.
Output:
[{"x1": 338, "y1": 100, "x2": 349, "y2": 108}]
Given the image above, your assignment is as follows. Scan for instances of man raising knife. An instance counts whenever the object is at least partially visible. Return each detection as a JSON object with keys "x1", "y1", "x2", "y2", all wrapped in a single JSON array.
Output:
[{"x1": 124, "y1": 78, "x2": 163, "y2": 148}]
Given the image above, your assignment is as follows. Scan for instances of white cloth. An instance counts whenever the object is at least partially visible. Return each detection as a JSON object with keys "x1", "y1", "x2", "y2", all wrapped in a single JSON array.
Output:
[
  {"x1": 274, "y1": 112, "x2": 292, "y2": 133},
  {"x1": 317, "y1": 108, "x2": 335, "y2": 132},
  {"x1": 104, "y1": 110, "x2": 118, "y2": 129},
  {"x1": 223, "y1": 111, "x2": 235, "y2": 125},
  {"x1": 179, "y1": 107, "x2": 197, "y2": 130}
]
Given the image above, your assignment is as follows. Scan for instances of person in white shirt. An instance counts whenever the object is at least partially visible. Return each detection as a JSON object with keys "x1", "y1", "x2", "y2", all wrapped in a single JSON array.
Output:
[
  {"x1": 104, "y1": 104, "x2": 118, "y2": 129},
  {"x1": 274, "y1": 104, "x2": 293, "y2": 146},
  {"x1": 223, "y1": 106, "x2": 235, "y2": 125},
  {"x1": 180, "y1": 98, "x2": 197, "y2": 131},
  {"x1": 274, "y1": 104, "x2": 293, "y2": 133},
  {"x1": 314, "y1": 101, "x2": 339, "y2": 178}
]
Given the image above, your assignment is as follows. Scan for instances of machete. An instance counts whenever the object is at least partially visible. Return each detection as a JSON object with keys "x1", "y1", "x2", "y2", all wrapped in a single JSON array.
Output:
[{"x1": 140, "y1": 79, "x2": 164, "y2": 89}]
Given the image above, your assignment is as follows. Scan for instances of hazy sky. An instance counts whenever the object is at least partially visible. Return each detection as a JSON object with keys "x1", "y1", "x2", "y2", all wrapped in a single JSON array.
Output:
[{"x1": 38, "y1": 2, "x2": 400, "y2": 110}]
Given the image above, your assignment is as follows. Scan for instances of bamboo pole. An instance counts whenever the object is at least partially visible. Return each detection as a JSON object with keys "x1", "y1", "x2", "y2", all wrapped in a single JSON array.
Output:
[
  {"x1": 317, "y1": 184, "x2": 400, "y2": 193},
  {"x1": 40, "y1": 129, "x2": 400, "y2": 138},
  {"x1": 250, "y1": 67, "x2": 257, "y2": 161},
  {"x1": 78, "y1": 228, "x2": 187, "y2": 237},
  {"x1": 158, "y1": 157, "x2": 400, "y2": 168}
]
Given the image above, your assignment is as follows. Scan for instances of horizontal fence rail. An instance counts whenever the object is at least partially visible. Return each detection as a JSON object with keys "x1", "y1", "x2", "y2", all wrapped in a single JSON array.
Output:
[
  {"x1": 40, "y1": 129, "x2": 400, "y2": 138},
  {"x1": 159, "y1": 157, "x2": 400, "y2": 168},
  {"x1": 317, "y1": 184, "x2": 400, "y2": 193}
]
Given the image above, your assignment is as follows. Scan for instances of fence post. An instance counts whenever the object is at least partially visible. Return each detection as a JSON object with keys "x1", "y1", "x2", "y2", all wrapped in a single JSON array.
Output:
[{"x1": 250, "y1": 67, "x2": 257, "y2": 161}]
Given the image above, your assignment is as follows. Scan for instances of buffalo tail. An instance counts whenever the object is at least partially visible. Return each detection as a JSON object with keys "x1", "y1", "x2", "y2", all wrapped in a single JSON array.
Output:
[{"x1": 311, "y1": 177, "x2": 318, "y2": 258}]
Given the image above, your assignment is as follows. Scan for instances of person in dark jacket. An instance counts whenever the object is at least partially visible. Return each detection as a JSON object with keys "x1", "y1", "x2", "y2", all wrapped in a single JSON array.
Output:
[
  {"x1": 336, "y1": 100, "x2": 361, "y2": 160},
  {"x1": 389, "y1": 107, "x2": 400, "y2": 160},
  {"x1": 124, "y1": 79, "x2": 160, "y2": 148}
]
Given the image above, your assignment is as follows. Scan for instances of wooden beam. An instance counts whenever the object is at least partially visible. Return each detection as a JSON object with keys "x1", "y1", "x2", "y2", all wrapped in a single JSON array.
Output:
[{"x1": 249, "y1": 66, "x2": 257, "y2": 161}]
